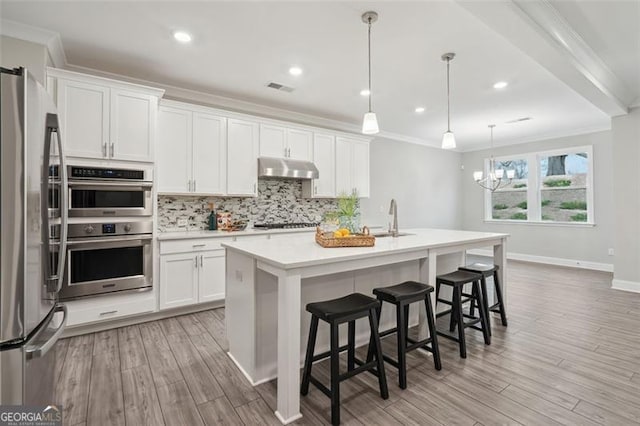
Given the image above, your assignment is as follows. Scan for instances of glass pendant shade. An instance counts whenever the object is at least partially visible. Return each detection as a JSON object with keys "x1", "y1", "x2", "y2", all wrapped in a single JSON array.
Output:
[
  {"x1": 495, "y1": 168, "x2": 504, "y2": 179},
  {"x1": 507, "y1": 169, "x2": 515, "y2": 179},
  {"x1": 362, "y1": 112, "x2": 379, "y2": 134},
  {"x1": 441, "y1": 131, "x2": 456, "y2": 149},
  {"x1": 473, "y1": 171, "x2": 483, "y2": 181}
]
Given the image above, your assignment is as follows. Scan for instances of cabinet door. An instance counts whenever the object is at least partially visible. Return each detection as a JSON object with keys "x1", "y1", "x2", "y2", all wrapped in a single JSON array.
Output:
[
  {"x1": 56, "y1": 79, "x2": 109, "y2": 159},
  {"x1": 311, "y1": 133, "x2": 335, "y2": 197},
  {"x1": 157, "y1": 106, "x2": 192, "y2": 194},
  {"x1": 335, "y1": 137, "x2": 353, "y2": 196},
  {"x1": 351, "y1": 140, "x2": 370, "y2": 198},
  {"x1": 259, "y1": 124, "x2": 286, "y2": 158},
  {"x1": 227, "y1": 118, "x2": 259, "y2": 196},
  {"x1": 198, "y1": 250, "x2": 225, "y2": 303},
  {"x1": 287, "y1": 128, "x2": 313, "y2": 161},
  {"x1": 159, "y1": 253, "x2": 199, "y2": 310},
  {"x1": 111, "y1": 89, "x2": 156, "y2": 162},
  {"x1": 193, "y1": 112, "x2": 227, "y2": 195}
]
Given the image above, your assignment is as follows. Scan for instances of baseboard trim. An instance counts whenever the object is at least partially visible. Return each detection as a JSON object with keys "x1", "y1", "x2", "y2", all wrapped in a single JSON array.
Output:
[
  {"x1": 61, "y1": 300, "x2": 225, "y2": 337},
  {"x1": 466, "y1": 249, "x2": 613, "y2": 272},
  {"x1": 611, "y1": 279, "x2": 640, "y2": 293}
]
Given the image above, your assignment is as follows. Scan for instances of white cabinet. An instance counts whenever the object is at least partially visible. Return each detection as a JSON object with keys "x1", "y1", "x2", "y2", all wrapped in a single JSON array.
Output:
[
  {"x1": 335, "y1": 137, "x2": 370, "y2": 198},
  {"x1": 227, "y1": 118, "x2": 259, "y2": 196},
  {"x1": 302, "y1": 133, "x2": 336, "y2": 198},
  {"x1": 259, "y1": 124, "x2": 312, "y2": 161},
  {"x1": 50, "y1": 69, "x2": 163, "y2": 162},
  {"x1": 157, "y1": 102, "x2": 227, "y2": 195},
  {"x1": 159, "y1": 253, "x2": 199, "y2": 309},
  {"x1": 198, "y1": 250, "x2": 226, "y2": 303}
]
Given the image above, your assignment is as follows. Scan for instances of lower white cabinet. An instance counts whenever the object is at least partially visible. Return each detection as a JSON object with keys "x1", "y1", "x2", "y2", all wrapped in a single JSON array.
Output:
[
  {"x1": 159, "y1": 249, "x2": 225, "y2": 310},
  {"x1": 66, "y1": 290, "x2": 156, "y2": 327}
]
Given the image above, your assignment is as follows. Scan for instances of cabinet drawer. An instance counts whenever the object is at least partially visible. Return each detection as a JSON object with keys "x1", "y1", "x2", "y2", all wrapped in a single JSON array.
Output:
[
  {"x1": 66, "y1": 291, "x2": 156, "y2": 327},
  {"x1": 160, "y1": 238, "x2": 233, "y2": 255}
]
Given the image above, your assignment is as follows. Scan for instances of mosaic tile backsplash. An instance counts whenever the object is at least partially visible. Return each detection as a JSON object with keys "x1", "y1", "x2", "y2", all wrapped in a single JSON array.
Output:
[{"x1": 158, "y1": 178, "x2": 339, "y2": 231}]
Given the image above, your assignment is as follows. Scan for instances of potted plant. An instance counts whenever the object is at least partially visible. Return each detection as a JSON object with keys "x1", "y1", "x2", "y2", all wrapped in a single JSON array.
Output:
[{"x1": 323, "y1": 190, "x2": 360, "y2": 234}]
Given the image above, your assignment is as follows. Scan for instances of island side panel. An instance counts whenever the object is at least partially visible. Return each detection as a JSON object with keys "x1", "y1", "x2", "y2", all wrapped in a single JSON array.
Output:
[{"x1": 225, "y1": 249, "x2": 258, "y2": 383}]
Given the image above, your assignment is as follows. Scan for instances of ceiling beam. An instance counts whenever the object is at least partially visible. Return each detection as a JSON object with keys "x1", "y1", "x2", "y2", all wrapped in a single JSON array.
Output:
[{"x1": 456, "y1": 0, "x2": 631, "y2": 117}]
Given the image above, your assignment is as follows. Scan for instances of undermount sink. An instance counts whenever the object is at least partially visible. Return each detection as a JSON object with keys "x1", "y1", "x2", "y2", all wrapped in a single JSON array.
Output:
[{"x1": 372, "y1": 232, "x2": 413, "y2": 238}]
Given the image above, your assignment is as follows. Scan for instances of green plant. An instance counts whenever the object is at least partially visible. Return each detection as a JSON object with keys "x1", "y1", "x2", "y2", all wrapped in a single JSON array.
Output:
[
  {"x1": 493, "y1": 203, "x2": 508, "y2": 210},
  {"x1": 509, "y1": 212, "x2": 527, "y2": 220},
  {"x1": 570, "y1": 212, "x2": 588, "y2": 222},
  {"x1": 560, "y1": 201, "x2": 587, "y2": 210},
  {"x1": 544, "y1": 179, "x2": 571, "y2": 187},
  {"x1": 513, "y1": 183, "x2": 527, "y2": 189},
  {"x1": 335, "y1": 191, "x2": 359, "y2": 218},
  {"x1": 542, "y1": 214, "x2": 552, "y2": 220},
  {"x1": 541, "y1": 199, "x2": 551, "y2": 207},
  {"x1": 516, "y1": 201, "x2": 527, "y2": 209},
  {"x1": 492, "y1": 213, "x2": 502, "y2": 220}
]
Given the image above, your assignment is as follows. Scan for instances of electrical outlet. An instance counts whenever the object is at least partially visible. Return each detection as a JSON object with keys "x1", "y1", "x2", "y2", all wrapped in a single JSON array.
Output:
[
  {"x1": 177, "y1": 218, "x2": 188, "y2": 227},
  {"x1": 608, "y1": 248, "x2": 615, "y2": 256}
]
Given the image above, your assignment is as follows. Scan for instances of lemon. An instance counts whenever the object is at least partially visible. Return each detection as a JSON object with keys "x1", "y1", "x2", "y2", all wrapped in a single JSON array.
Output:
[
  {"x1": 338, "y1": 228, "x2": 350, "y2": 237},
  {"x1": 333, "y1": 231, "x2": 343, "y2": 238}
]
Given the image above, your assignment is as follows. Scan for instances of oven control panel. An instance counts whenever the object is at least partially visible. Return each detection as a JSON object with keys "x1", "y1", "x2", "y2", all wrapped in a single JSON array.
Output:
[
  {"x1": 68, "y1": 221, "x2": 153, "y2": 238},
  {"x1": 69, "y1": 166, "x2": 145, "y2": 180}
]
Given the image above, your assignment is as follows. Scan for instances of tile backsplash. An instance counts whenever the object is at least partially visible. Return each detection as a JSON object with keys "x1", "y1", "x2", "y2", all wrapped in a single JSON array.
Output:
[{"x1": 158, "y1": 178, "x2": 339, "y2": 231}]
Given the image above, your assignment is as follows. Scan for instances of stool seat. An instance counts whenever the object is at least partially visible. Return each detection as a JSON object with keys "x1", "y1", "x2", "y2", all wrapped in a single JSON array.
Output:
[
  {"x1": 436, "y1": 270, "x2": 483, "y2": 286},
  {"x1": 307, "y1": 293, "x2": 380, "y2": 321},
  {"x1": 459, "y1": 263, "x2": 498, "y2": 276},
  {"x1": 373, "y1": 281, "x2": 434, "y2": 303}
]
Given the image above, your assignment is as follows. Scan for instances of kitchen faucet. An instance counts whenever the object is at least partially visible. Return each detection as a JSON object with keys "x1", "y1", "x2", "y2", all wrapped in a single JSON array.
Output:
[{"x1": 389, "y1": 199, "x2": 399, "y2": 237}]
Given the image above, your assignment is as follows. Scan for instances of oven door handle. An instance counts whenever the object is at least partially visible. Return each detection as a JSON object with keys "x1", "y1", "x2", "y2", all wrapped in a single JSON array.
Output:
[
  {"x1": 66, "y1": 234, "x2": 153, "y2": 246},
  {"x1": 67, "y1": 181, "x2": 153, "y2": 190}
]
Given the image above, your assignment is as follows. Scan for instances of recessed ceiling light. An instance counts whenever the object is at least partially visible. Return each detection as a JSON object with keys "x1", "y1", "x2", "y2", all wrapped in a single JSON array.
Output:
[
  {"x1": 360, "y1": 89, "x2": 370, "y2": 96},
  {"x1": 173, "y1": 31, "x2": 192, "y2": 43},
  {"x1": 288, "y1": 66, "x2": 303, "y2": 76},
  {"x1": 415, "y1": 107, "x2": 425, "y2": 113},
  {"x1": 493, "y1": 81, "x2": 508, "y2": 89}
]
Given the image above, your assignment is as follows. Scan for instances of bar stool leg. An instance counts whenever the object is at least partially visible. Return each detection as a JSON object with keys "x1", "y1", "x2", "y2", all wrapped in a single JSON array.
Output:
[
  {"x1": 453, "y1": 286, "x2": 467, "y2": 358},
  {"x1": 424, "y1": 293, "x2": 442, "y2": 370},
  {"x1": 474, "y1": 282, "x2": 491, "y2": 345},
  {"x1": 396, "y1": 302, "x2": 408, "y2": 389},
  {"x1": 493, "y1": 271, "x2": 508, "y2": 326},
  {"x1": 368, "y1": 308, "x2": 389, "y2": 400},
  {"x1": 330, "y1": 321, "x2": 340, "y2": 426},
  {"x1": 479, "y1": 276, "x2": 492, "y2": 336},
  {"x1": 347, "y1": 320, "x2": 355, "y2": 371},
  {"x1": 449, "y1": 295, "x2": 457, "y2": 333},
  {"x1": 301, "y1": 316, "x2": 319, "y2": 396}
]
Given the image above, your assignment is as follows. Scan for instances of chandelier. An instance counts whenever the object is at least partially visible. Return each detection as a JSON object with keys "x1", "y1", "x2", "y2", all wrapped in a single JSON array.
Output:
[{"x1": 473, "y1": 125, "x2": 515, "y2": 191}]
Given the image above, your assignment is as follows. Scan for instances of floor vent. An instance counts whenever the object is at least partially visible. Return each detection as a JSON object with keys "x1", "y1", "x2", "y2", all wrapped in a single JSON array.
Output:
[{"x1": 267, "y1": 82, "x2": 295, "y2": 93}]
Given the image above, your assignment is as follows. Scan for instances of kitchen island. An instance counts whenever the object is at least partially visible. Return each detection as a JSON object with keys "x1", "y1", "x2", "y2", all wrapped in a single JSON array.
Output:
[{"x1": 222, "y1": 228, "x2": 508, "y2": 424}]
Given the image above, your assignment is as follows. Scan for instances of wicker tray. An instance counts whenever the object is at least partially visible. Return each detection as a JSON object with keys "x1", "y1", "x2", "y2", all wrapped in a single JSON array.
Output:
[{"x1": 315, "y1": 226, "x2": 375, "y2": 248}]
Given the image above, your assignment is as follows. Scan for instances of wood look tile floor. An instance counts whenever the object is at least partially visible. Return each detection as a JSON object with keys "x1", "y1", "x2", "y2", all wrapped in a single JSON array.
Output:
[{"x1": 55, "y1": 260, "x2": 640, "y2": 425}]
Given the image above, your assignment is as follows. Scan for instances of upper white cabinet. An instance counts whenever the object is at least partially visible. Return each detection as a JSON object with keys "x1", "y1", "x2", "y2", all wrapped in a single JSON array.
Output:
[
  {"x1": 227, "y1": 118, "x2": 259, "y2": 196},
  {"x1": 336, "y1": 137, "x2": 370, "y2": 198},
  {"x1": 259, "y1": 124, "x2": 312, "y2": 161},
  {"x1": 157, "y1": 101, "x2": 227, "y2": 195},
  {"x1": 48, "y1": 68, "x2": 163, "y2": 163},
  {"x1": 302, "y1": 132, "x2": 336, "y2": 198}
]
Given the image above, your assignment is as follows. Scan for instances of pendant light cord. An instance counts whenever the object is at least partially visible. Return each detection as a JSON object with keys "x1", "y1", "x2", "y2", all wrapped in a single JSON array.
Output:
[
  {"x1": 367, "y1": 17, "x2": 372, "y2": 113},
  {"x1": 446, "y1": 58, "x2": 451, "y2": 132}
]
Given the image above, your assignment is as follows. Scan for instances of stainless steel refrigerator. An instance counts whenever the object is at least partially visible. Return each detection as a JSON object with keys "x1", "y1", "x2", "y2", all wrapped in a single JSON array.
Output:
[{"x1": 0, "y1": 67, "x2": 68, "y2": 405}]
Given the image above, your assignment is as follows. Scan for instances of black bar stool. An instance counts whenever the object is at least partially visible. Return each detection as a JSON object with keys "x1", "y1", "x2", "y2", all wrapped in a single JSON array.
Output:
[
  {"x1": 435, "y1": 270, "x2": 491, "y2": 358},
  {"x1": 368, "y1": 281, "x2": 441, "y2": 389},
  {"x1": 459, "y1": 263, "x2": 507, "y2": 333},
  {"x1": 301, "y1": 293, "x2": 388, "y2": 426}
]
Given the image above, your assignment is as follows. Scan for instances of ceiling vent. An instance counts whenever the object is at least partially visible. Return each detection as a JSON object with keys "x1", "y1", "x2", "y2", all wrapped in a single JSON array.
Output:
[
  {"x1": 505, "y1": 117, "x2": 532, "y2": 124},
  {"x1": 266, "y1": 82, "x2": 295, "y2": 93}
]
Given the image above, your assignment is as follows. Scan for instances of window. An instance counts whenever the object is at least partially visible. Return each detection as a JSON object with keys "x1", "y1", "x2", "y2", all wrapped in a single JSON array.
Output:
[{"x1": 484, "y1": 146, "x2": 593, "y2": 224}]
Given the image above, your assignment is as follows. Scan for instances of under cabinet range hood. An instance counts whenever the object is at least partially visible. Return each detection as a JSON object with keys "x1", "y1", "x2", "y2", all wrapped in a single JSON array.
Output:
[{"x1": 258, "y1": 157, "x2": 319, "y2": 179}]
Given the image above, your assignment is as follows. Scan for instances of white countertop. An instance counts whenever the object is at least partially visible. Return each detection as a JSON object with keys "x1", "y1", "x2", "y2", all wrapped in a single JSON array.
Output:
[
  {"x1": 222, "y1": 228, "x2": 508, "y2": 269},
  {"x1": 157, "y1": 227, "x2": 316, "y2": 241}
]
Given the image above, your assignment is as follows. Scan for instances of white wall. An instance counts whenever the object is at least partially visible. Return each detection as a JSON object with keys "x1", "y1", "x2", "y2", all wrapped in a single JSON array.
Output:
[
  {"x1": 461, "y1": 130, "x2": 614, "y2": 267},
  {"x1": 0, "y1": 36, "x2": 48, "y2": 83},
  {"x1": 360, "y1": 137, "x2": 462, "y2": 230},
  {"x1": 612, "y1": 107, "x2": 640, "y2": 289}
]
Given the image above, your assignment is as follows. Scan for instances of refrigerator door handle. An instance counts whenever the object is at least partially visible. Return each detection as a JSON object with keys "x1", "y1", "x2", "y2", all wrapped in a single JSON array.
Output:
[
  {"x1": 25, "y1": 304, "x2": 67, "y2": 360},
  {"x1": 45, "y1": 113, "x2": 68, "y2": 291}
]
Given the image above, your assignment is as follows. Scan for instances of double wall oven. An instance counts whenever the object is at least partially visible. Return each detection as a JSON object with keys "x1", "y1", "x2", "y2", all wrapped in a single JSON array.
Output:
[{"x1": 58, "y1": 166, "x2": 153, "y2": 301}]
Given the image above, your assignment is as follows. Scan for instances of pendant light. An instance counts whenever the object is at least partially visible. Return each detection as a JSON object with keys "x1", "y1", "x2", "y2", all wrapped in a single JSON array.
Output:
[
  {"x1": 473, "y1": 124, "x2": 515, "y2": 191},
  {"x1": 361, "y1": 11, "x2": 379, "y2": 135},
  {"x1": 441, "y1": 52, "x2": 456, "y2": 149}
]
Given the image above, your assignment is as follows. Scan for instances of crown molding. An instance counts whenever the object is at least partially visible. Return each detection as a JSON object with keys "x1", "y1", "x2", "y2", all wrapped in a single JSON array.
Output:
[{"x1": 0, "y1": 19, "x2": 67, "y2": 67}]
